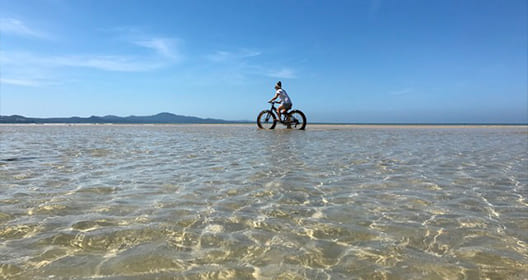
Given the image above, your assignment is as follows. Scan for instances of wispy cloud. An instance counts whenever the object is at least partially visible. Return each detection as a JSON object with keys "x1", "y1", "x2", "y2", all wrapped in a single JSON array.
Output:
[
  {"x1": 206, "y1": 51, "x2": 232, "y2": 62},
  {"x1": 52, "y1": 55, "x2": 165, "y2": 71},
  {"x1": 104, "y1": 26, "x2": 185, "y2": 61},
  {"x1": 0, "y1": 78, "x2": 42, "y2": 87},
  {"x1": 0, "y1": 18, "x2": 49, "y2": 39},
  {"x1": 266, "y1": 68, "x2": 297, "y2": 79},
  {"x1": 0, "y1": 51, "x2": 168, "y2": 87},
  {"x1": 205, "y1": 49, "x2": 261, "y2": 62},
  {"x1": 1, "y1": 22, "x2": 186, "y2": 87},
  {"x1": 133, "y1": 38, "x2": 183, "y2": 61},
  {"x1": 2, "y1": 51, "x2": 165, "y2": 72},
  {"x1": 389, "y1": 88, "x2": 413, "y2": 96},
  {"x1": 0, "y1": 52, "x2": 56, "y2": 87},
  {"x1": 205, "y1": 49, "x2": 297, "y2": 80}
]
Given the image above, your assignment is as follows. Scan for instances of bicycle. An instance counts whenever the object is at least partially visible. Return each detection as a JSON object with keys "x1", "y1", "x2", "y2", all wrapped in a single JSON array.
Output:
[{"x1": 257, "y1": 101, "x2": 307, "y2": 130}]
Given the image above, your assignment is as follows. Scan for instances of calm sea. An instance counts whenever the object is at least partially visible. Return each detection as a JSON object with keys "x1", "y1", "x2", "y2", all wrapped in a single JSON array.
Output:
[{"x1": 1, "y1": 124, "x2": 527, "y2": 279}]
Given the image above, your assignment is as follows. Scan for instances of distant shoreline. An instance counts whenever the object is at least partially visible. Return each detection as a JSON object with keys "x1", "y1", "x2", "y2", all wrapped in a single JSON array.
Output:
[
  {"x1": 1, "y1": 123, "x2": 526, "y2": 129},
  {"x1": 3, "y1": 113, "x2": 526, "y2": 127}
]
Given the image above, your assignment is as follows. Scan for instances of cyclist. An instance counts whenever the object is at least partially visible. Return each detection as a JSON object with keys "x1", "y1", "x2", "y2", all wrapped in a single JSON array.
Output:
[{"x1": 268, "y1": 81, "x2": 292, "y2": 121}]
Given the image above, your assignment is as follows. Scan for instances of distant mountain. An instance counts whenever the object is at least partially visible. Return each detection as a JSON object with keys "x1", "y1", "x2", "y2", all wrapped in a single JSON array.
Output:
[{"x1": 0, "y1": 112, "x2": 240, "y2": 124}]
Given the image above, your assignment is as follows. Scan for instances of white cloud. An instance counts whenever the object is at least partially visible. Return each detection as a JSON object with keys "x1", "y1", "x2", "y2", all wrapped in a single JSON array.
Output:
[
  {"x1": 204, "y1": 49, "x2": 297, "y2": 80},
  {"x1": 134, "y1": 38, "x2": 182, "y2": 61},
  {"x1": 267, "y1": 68, "x2": 297, "y2": 79},
  {"x1": 0, "y1": 78, "x2": 41, "y2": 87},
  {"x1": 0, "y1": 52, "x2": 56, "y2": 87},
  {"x1": 0, "y1": 18, "x2": 49, "y2": 39},
  {"x1": 206, "y1": 49, "x2": 261, "y2": 62},
  {"x1": 52, "y1": 55, "x2": 164, "y2": 71},
  {"x1": 0, "y1": 23, "x2": 185, "y2": 87},
  {"x1": 103, "y1": 26, "x2": 185, "y2": 61},
  {"x1": 0, "y1": 51, "x2": 169, "y2": 87},
  {"x1": 241, "y1": 49, "x2": 262, "y2": 58},
  {"x1": 206, "y1": 51, "x2": 232, "y2": 62},
  {"x1": 2, "y1": 51, "x2": 165, "y2": 72}
]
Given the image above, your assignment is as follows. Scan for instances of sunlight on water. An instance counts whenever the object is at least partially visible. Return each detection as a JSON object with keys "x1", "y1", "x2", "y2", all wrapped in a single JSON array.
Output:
[{"x1": 1, "y1": 124, "x2": 527, "y2": 279}]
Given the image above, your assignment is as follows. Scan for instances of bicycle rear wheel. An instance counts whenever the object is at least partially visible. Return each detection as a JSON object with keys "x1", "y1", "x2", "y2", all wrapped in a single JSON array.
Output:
[
  {"x1": 287, "y1": 110, "x2": 306, "y2": 130},
  {"x1": 257, "y1": 110, "x2": 277, "y2": 129}
]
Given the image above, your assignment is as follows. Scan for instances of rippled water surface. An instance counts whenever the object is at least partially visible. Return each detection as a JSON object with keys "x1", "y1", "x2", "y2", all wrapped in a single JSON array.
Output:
[{"x1": 1, "y1": 124, "x2": 527, "y2": 279}]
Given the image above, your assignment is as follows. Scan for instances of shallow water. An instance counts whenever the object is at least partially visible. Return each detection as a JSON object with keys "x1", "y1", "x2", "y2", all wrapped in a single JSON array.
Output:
[{"x1": 1, "y1": 124, "x2": 527, "y2": 279}]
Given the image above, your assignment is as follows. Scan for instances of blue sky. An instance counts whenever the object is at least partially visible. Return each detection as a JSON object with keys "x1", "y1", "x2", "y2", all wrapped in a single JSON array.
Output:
[{"x1": 1, "y1": 0, "x2": 526, "y2": 123}]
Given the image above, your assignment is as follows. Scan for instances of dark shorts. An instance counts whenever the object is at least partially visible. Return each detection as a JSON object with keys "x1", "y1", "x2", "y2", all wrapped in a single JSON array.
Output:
[{"x1": 282, "y1": 103, "x2": 292, "y2": 110}]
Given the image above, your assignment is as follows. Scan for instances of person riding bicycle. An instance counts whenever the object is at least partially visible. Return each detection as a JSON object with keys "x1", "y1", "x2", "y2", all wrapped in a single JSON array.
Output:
[{"x1": 268, "y1": 81, "x2": 292, "y2": 122}]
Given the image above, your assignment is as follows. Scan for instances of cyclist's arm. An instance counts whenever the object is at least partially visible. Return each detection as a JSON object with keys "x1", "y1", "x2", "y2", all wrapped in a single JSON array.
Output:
[{"x1": 269, "y1": 93, "x2": 280, "y2": 103}]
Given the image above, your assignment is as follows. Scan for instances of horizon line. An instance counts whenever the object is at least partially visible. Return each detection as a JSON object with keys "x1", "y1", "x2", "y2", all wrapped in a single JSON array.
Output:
[{"x1": 0, "y1": 113, "x2": 527, "y2": 126}]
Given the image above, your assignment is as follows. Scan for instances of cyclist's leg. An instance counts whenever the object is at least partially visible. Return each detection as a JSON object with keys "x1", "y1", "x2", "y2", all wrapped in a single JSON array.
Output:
[
  {"x1": 277, "y1": 104, "x2": 284, "y2": 120},
  {"x1": 284, "y1": 103, "x2": 292, "y2": 122}
]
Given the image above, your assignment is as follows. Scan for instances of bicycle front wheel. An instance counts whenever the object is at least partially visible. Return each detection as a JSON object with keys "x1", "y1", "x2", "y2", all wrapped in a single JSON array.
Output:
[
  {"x1": 288, "y1": 110, "x2": 307, "y2": 130},
  {"x1": 257, "y1": 110, "x2": 277, "y2": 129}
]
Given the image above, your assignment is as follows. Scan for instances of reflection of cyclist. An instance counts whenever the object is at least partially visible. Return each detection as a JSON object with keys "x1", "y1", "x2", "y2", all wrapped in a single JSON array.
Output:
[{"x1": 268, "y1": 81, "x2": 292, "y2": 121}]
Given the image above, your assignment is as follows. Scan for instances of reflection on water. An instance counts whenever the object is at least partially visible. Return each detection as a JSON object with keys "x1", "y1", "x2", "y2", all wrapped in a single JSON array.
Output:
[{"x1": 1, "y1": 124, "x2": 527, "y2": 279}]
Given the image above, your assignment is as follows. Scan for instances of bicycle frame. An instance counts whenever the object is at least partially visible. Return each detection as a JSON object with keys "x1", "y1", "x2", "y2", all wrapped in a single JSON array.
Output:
[{"x1": 268, "y1": 101, "x2": 287, "y2": 122}]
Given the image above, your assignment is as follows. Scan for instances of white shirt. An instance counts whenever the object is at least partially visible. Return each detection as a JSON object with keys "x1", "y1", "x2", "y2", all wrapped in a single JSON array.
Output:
[{"x1": 276, "y1": 89, "x2": 292, "y2": 105}]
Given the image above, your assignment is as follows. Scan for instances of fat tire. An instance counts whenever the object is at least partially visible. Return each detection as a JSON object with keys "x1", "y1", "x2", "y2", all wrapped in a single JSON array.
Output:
[
  {"x1": 257, "y1": 110, "x2": 277, "y2": 129},
  {"x1": 288, "y1": 110, "x2": 307, "y2": 130}
]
